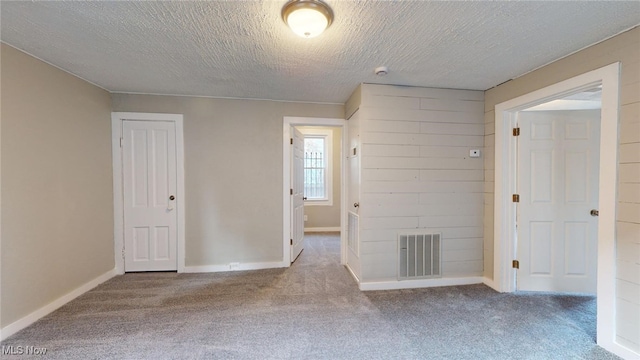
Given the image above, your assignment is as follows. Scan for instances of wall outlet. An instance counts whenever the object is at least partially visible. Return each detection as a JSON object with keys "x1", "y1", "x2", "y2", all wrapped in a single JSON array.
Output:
[
  {"x1": 304, "y1": 215, "x2": 308, "y2": 221},
  {"x1": 229, "y1": 262, "x2": 240, "y2": 270},
  {"x1": 470, "y1": 149, "x2": 481, "y2": 158}
]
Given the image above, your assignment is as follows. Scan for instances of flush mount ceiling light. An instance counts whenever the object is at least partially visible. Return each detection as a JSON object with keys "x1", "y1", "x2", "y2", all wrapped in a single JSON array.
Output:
[{"x1": 282, "y1": 0, "x2": 333, "y2": 38}]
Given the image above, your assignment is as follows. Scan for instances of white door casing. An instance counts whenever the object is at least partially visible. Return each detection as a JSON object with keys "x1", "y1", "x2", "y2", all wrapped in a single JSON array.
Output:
[
  {"x1": 492, "y1": 63, "x2": 621, "y2": 356},
  {"x1": 112, "y1": 112, "x2": 185, "y2": 274},
  {"x1": 282, "y1": 117, "x2": 347, "y2": 266},
  {"x1": 122, "y1": 120, "x2": 178, "y2": 271},
  {"x1": 516, "y1": 110, "x2": 600, "y2": 293},
  {"x1": 291, "y1": 127, "x2": 305, "y2": 263}
]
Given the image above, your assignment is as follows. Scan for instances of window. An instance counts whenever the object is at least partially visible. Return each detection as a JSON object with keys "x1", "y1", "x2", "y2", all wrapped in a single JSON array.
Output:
[{"x1": 300, "y1": 128, "x2": 333, "y2": 206}]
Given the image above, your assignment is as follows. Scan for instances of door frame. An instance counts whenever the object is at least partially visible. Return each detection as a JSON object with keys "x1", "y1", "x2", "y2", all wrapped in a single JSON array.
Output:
[
  {"x1": 111, "y1": 112, "x2": 186, "y2": 274},
  {"x1": 492, "y1": 63, "x2": 620, "y2": 351},
  {"x1": 282, "y1": 117, "x2": 347, "y2": 265}
]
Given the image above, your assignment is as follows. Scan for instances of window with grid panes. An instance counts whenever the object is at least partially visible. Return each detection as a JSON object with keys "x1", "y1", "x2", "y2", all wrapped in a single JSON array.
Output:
[{"x1": 301, "y1": 128, "x2": 332, "y2": 206}]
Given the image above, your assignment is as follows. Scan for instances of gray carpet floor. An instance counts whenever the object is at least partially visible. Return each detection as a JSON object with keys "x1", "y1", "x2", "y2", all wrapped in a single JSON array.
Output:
[{"x1": 2, "y1": 233, "x2": 620, "y2": 360}]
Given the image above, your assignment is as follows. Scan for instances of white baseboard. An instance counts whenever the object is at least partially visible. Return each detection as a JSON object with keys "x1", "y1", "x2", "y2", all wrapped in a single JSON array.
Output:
[
  {"x1": 604, "y1": 339, "x2": 640, "y2": 360},
  {"x1": 304, "y1": 227, "x2": 340, "y2": 232},
  {"x1": 0, "y1": 268, "x2": 117, "y2": 341},
  {"x1": 359, "y1": 276, "x2": 483, "y2": 291},
  {"x1": 482, "y1": 276, "x2": 499, "y2": 292},
  {"x1": 345, "y1": 264, "x2": 360, "y2": 284},
  {"x1": 183, "y1": 261, "x2": 288, "y2": 273}
]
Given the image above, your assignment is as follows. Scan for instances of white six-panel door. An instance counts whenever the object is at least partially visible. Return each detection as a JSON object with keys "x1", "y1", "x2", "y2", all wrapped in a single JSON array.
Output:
[
  {"x1": 517, "y1": 111, "x2": 600, "y2": 293},
  {"x1": 291, "y1": 127, "x2": 305, "y2": 263},
  {"x1": 123, "y1": 120, "x2": 178, "y2": 271}
]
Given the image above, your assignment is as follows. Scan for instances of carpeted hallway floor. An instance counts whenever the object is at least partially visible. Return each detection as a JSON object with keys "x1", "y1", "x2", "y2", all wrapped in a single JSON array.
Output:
[{"x1": 2, "y1": 233, "x2": 619, "y2": 359}]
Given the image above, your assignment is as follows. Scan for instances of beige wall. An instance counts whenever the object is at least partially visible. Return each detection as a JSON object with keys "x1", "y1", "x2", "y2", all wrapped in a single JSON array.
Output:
[
  {"x1": 301, "y1": 126, "x2": 342, "y2": 229},
  {"x1": 1, "y1": 44, "x2": 114, "y2": 327},
  {"x1": 111, "y1": 94, "x2": 344, "y2": 267},
  {"x1": 483, "y1": 27, "x2": 640, "y2": 352}
]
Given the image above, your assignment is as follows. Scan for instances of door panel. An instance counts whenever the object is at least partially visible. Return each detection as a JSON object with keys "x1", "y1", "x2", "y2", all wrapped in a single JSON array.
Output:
[
  {"x1": 529, "y1": 221, "x2": 552, "y2": 275},
  {"x1": 517, "y1": 110, "x2": 600, "y2": 293},
  {"x1": 123, "y1": 120, "x2": 178, "y2": 271},
  {"x1": 291, "y1": 127, "x2": 305, "y2": 263},
  {"x1": 564, "y1": 222, "x2": 588, "y2": 275}
]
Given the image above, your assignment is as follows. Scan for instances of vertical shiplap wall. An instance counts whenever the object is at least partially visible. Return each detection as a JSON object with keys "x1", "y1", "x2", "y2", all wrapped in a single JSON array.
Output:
[
  {"x1": 357, "y1": 84, "x2": 485, "y2": 281},
  {"x1": 484, "y1": 27, "x2": 640, "y2": 353}
]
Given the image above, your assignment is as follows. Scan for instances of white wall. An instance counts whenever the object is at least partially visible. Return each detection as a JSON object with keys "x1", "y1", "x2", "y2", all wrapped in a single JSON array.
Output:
[
  {"x1": 354, "y1": 84, "x2": 485, "y2": 282},
  {"x1": 484, "y1": 27, "x2": 640, "y2": 354}
]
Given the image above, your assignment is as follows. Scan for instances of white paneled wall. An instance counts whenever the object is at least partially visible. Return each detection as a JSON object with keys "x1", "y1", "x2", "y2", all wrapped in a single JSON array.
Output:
[
  {"x1": 617, "y1": 90, "x2": 640, "y2": 351},
  {"x1": 356, "y1": 84, "x2": 484, "y2": 281}
]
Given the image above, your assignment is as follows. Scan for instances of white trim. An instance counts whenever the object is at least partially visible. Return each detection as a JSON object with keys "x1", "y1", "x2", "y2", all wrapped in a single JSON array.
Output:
[
  {"x1": 345, "y1": 264, "x2": 361, "y2": 284},
  {"x1": 283, "y1": 117, "x2": 348, "y2": 266},
  {"x1": 514, "y1": 25, "x2": 638, "y2": 82},
  {"x1": 482, "y1": 277, "x2": 499, "y2": 292},
  {"x1": 304, "y1": 227, "x2": 341, "y2": 232},
  {"x1": 1, "y1": 42, "x2": 110, "y2": 92},
  {"x1": 110, "y1": 91, "x2": 342, "y2": 106},
  {"x1": 183, "y1": 261, "x2": 287, "y2": 273},
  {"x1": 0, "y1": 74, "x2": 2, "y2": 341},
  {"x1": 493, "y1": 63, "x2": 623, "y2": 356},
  {"x1": 111, "y1": 112, "x2": 186, "y2": 274},
  {"x1": 0, "y1": 269, "x2": 116, "y2": 340},
  {"x1": 359, "y1": 277, "x2": 483, "y2": 291},
  {"x1": 609, "y1": 344, "x2": 640, "y2": 360}
]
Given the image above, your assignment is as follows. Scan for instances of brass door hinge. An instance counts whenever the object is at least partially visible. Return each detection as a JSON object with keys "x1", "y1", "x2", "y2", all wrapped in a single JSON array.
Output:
[
  {"x1": 512, "y1": 194, "x2": 520, "y2": 202},
  {"x1": 290, "y1": 188, "x2": 293, "y2": 195},
  {"x1": 290, "y1": 138, "x2": 293, "y2": 145},
  {"x1": 290, "y1": 239, "x2": 293, "y2": 245},
  {"x1": 513, "y1": 127, "x2": 520, "y2": 136},
  {"x1": 512, "y1": 260, "x2": 520, "y2": 269}
]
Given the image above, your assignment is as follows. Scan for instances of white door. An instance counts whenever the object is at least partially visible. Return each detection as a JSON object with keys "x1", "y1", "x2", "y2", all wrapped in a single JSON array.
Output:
[
  {"x1": 291, "y1": 127, "x2": 305, "y2": 263},
  {"x1": 346, "y1": 110, "x2": 361, "y2": 276},
  {"x1": 517, "y1": 110, "x2": 600, "y2": 293},
  {"x1": 123, "y1": 120, "x2": 178, "y2": 271}
]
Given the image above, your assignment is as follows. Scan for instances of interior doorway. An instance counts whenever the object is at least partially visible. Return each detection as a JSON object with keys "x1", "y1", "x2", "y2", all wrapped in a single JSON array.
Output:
[
  {"x1": 112, "y1": 112, "x2": 186, "y2": 274},
  {"x1": 282, "y1": 117, "x2": 347, "y2": 266},
  {"x1": 492, "y1": 63, "x2": 620, "y2": 352},
  {"x1": 514, "y1": 89, "x2": 602, "y2": 294}
]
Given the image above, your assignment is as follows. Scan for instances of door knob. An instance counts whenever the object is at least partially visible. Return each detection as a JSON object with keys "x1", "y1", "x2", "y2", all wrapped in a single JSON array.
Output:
[
  {"x1": 354, "y1": 202, "x2": 359, "y2": 208},
  {"x1": 303, "y1": 197, "x2": 307, "y2": 200},
  {"x1": 590, "y1": 209, "x2": 599, "y2": 216},
  {"x1": 169, "y1": 195, "x2": 175, "y2": 201}
]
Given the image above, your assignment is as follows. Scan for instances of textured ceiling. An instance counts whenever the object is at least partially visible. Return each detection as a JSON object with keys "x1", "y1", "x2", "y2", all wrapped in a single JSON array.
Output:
[{"x1": 1, "y1": 1, "x2": 639, "y2": 104}]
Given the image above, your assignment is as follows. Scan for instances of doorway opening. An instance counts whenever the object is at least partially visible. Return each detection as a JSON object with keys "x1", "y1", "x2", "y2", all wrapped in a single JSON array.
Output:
[
  {"x1": 283, "y1": 117, "x2": 346, "y2": 266},
  {"x1": 492, "y1": 63, "x2": 620, "y2": 352}
]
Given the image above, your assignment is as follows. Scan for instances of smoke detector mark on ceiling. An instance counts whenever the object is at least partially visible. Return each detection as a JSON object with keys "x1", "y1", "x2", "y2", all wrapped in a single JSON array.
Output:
[{"x1": 375, "y1": 66, "x2": 388, "y2": 76}]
